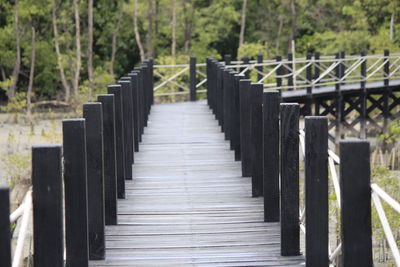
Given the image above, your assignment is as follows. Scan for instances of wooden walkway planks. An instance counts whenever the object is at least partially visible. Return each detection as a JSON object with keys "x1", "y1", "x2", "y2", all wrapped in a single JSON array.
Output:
[{"x1": 90, "y1": 101, "x2": 305, "y2": 266}]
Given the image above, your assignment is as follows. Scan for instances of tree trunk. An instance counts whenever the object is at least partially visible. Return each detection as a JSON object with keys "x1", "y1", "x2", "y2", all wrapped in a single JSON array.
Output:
[
  {"x1": 9, "y1": 0, "x2": 21, "y2": 99},
  {"x1": 182, "y1": 0, "x2": 194, "y2": 55},
  {"x1": 155, "y1": 0, "x2": 159, "y2": 37},
  {"x1": 87, "y1": 0, "x2": 93, "y2": 99},
  {"x1": 27, "y1": 26, "x2": 36, "y2": 118},
  {"x1": 1, "y1": 67, "x2": 6, "y2": 81},
  {"x1": 110, "y1": 0, "x2": 123, "y2": 76},
  {"x1": 133, "y1": 0, "x2": 145, "y2": 61},
  {"x1": 73, "y1": 0, "x2": 81, "y2": 99},
  {"x1": 147, "y1": 0, "x2": 154, "y2": 58},
  {"x1": 276, "y1": 15, "x2": 283, "y2": 54},
  {"x1": 390, "y1": 13, "x2": 394, "y2": 41},
  {"x1": 171, "y1": 0, "x2": 177, "y2": 58},
  {"x1": 290, "y1": 0, "x2": 297, "y2": 49},
  {"x1": 238, "y1": 0, "x2": 248, "y2": 50},
  {"x1": 52, "y1": 1, "x2": 71, "y2": 102}
]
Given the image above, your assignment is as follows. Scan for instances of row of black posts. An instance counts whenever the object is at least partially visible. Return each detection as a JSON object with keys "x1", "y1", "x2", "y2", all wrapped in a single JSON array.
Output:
[
  {"x1": 0, "y1": 59, "x2": 154, "y2": 267},
  {"x1": 206, "y1": 56, "x2": 374, "y2": 267}
]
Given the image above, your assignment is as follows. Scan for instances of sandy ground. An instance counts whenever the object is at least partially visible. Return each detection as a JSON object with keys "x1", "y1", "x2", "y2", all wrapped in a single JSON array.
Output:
[{"x1": 0, "y1": 112, "x2": 67, "y2": 185}]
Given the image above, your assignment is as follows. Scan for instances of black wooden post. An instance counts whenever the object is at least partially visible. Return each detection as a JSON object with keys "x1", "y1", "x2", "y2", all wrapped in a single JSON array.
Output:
[
  {"x1": 83, "y1": 103, "x2": 105, "y2": 260},
  {"x1": 149, "y1": 58, "x2": 154, "y2": 105},
  {"x1": 135, "y1": 67, "x2": 145, "y2": 134},
  {"x1": 119, "y1": 80, "x2": 134, "y2": 177},
  {"x1": 206, "y1": 57, "x2": 211, "y2": 107},
  {"x1": 0, "y1": 185, "x2": 11, "y2": 267},
  {"x1": 384, "y1": 49, "x2": 390, "y2": 86},
  {"x1": 305, "y1": 116, "x2": 328, "y2": 267},
  {"x1": 209, "y1": 58, "x2": 214, "y2": 111},
  {"x1": 305, "y1": 52, "x2": 313, "y2": 116},
  {"x1": 250, "y1": 83, "x2": 263, "y2": 197},
  {"x1": 224, "y1": 54, "x2": 231, "y2": 65},
  {"x1": 223, "y1": 69, "x2": 231, "y2": 140},
  {"x1": 360, "y1": 51, "x2": 367, "y2": 139},
  {"x1": 340, "y1": 140, "x2": 372, "y2": 267},
  {"x1": 63, "y1": 119, "x2": 89, "y2": 267},
  {"x1": 217, "y1": 64, "x2": 224, "y2": 128},
  {"x1": 276, "y1": 55, "x2": 282, "y2": 87},
  {"x1": 314, "y1": 51, "x2": 320, "y2": 88},
  {"x1": 120, "y1": 78, "x2": 136, "y2": 162},
  {"x1": 97, "y1": 94, "x2": 118, "y2": 225},
  {"x1": 335, "y1": 52, "x2": 343, "y2": 145},
  {"x1": 383, "y1": 49, "x2": 390, "y2": 131},
  {"x1": 288, "y1": 53, "x2": 293, "y2": 89},
  {"x1": 129, "y1": 72, "x2": 141, "y2": 148},
  {"x1": 239, "y1": 79, "x2": 252, "y2": 177},
  {"x1": 314, "y1": 51, "x2": 321, "y2": 114},
  {"x1": 257, "y1": 54, "x2": 263, "y2": 81},
  {"x1": 263, "y1": 91, "x2": 280, "y2": 222},
  {"x1": 125, "y1": 73, "x2": 140, "y2": 151},
  {"x1": 145, "y1": 61, "x2": 153, "y2": 113},
  {"x1": 107, "y1": 85, "x2": 126, "y2": 199},
  {"x1": 233, "y1": 73, "x2": 244, "y2": 161},
  {"x1": 32, "y1": 145, "x2": 63, "y2": 266},
  {"x1": 190, "y1": 56, "x2": 197, "y2": 101},
  {"x1": 228, "y1": 70, "x2": 236, "y2": 150},
  {"x1": 141, "y1": 63, "x2": 149, "y2": 125},
  {"x1": 280, "y1": 103, "x2": 300, "y2": 256},
  {"x1": 340, "y1": 51, "x2": 346, "y2": 85},
  {"x1": 214, "y1": 62, "x2": 220, "y2": 122},
  {"x1": 209, "y1": 59, "x2": 215, "y2": 114},
  {"x1": 242, "y1": 57, "x2": 250, "y2": 79}
]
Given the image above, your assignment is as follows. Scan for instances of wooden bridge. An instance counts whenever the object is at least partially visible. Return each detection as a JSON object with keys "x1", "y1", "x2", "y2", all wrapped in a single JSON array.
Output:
[
  {"x1": 90, "y1": 101, "x2": 304, "y2": 266},
  {"x1": 2, "y1": 53, "x2": 400, "y2": 267}
]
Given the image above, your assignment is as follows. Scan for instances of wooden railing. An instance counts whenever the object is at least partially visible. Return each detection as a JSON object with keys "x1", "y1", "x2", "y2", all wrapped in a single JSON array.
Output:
[
  {"x1": 153, "y1": 51, "x2": 400, "y2": 101},
  {"x1": 0, "y1": 59, "x2": 154, "y2": 267},
  {"x1": 207, "y1": 59, "x2": 400, "y2": 266}
]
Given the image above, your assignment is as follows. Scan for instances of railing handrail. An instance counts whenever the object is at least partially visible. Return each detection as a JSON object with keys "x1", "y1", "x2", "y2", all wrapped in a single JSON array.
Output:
[
  {"x1": 10, "y1": 190, "x2": 32, "y2": 267},
  {"x1": 152, "y1": 52, "x2": 400, "y2": 98}
]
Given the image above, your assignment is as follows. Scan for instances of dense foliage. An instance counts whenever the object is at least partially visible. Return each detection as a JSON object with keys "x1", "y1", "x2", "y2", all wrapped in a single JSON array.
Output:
[{"x1": 0, "y1": 0, "x2": 399, "y2": 104}]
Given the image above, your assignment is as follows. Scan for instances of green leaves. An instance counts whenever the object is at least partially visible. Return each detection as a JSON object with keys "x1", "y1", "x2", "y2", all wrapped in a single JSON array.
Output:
[{"x1": 0, "y1": 0, "x2": 399, "y2": 104}]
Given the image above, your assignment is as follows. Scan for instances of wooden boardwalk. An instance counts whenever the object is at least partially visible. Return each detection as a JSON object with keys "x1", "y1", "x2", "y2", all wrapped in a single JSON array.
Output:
[
  {"x1": 282, "y1": 80, "x2": 400, "y2": 100},
  {"x1": 90, "y1": 101, "x2": 305, "y2": 266}
]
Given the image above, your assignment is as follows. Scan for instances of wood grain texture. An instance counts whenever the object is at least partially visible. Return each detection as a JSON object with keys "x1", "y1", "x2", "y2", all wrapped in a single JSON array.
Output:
[
  {"x1": 83, "y1": 103, "x2": 106, "y2": 260},
  {"x1": 239, "y1": 80, "x2": 252, "y2": 177},
  {"x1": 107, "y1": 85, "x2": 126, "y2": 199},
  {"x1": 263, "y1": 92, "x2": 280, "y2": 222},
  {"x1": 280, "y1": 103, "x2": 300, "y2": 256},
  {"x1": 32, "y1": 145, "x2": 64, "y2": 266},
  {"x1": 190, "y1": 56, "x2": 197, "y2": 101},
  {"x1": 250, "y1": 83, "x2": 263, "y2": 197},
  {"x1": 89, "y1": 101, "x2": 304, "y2": 267},
  {"x1": 63, "y1": 119, "x2": 89, "y2": 266},
  {"x1": 222, "y1": 69, "x2": 231, "y2": 141},
  {"x1": 98, "y1": 95, "x2": 118, "y2": 226},
  {"x1": 305, "y1": 116, "x2": 328, "y2": 267},
  {"x1": 232, "y1": 74, "x2": 244, "y2": 161},
  {"x1": 129, "y1": 72, "x2": 141, "y2": 148},
  {"x1": 118, "y1": 80, "x2": 134, "y2": 177},
  {"x1": 340, "y1": 140, "x2": 372, "y2": 267}
]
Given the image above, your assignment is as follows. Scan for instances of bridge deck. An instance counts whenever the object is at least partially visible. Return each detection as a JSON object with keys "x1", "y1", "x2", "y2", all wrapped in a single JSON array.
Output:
[
  {"x1": 90, "y1": 101, "x2": 304, "y2": 266},
  {"x1": 281, "y1": 80, "x2": 400, "y2": 101}
]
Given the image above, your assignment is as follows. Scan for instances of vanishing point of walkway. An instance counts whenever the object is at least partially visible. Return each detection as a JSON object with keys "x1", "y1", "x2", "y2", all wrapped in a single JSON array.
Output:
[{"x1": 90, "y1": 101, "x2": 305, "y2": 266}]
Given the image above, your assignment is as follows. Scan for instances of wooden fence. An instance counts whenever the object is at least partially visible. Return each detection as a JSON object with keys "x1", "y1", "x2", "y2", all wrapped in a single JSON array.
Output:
[
  {"x1": 207, "y1": 58, "x2": 400, "y2": 266},
  {"x1": 1, "y1": 58, "x2": 154, "y2": 267}
]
